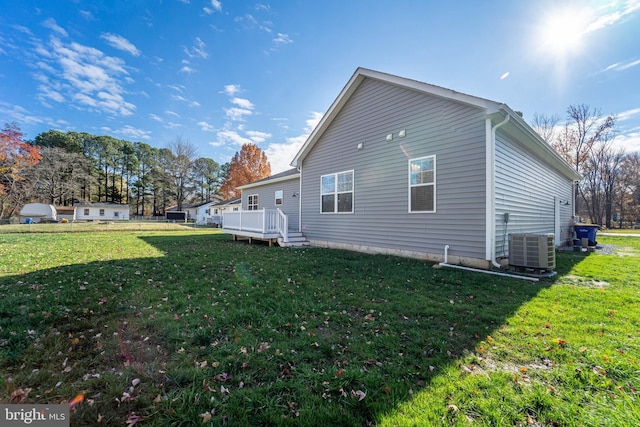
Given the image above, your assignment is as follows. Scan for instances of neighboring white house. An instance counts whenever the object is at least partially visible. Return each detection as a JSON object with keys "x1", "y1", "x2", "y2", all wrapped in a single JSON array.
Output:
[
  {"x1": 223, "y1": 68, "x2": 581, "y2": 269},
  {"x1": 182, "y1": 200, "x2": 223, "y2": 225},
  {"x1": 75, "y1": 203, "x2": 130, "y2": 221},
  {"x1": 19, "y1": 203, "x2": 57, "y2": 223},
  {"x1": 211, "y1": 197, "x2": 241, "y2": 227}
]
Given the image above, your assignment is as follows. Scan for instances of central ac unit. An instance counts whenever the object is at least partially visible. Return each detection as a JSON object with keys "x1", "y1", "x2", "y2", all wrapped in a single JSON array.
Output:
[{"x1": 509, "y1": 233, "x2": 555, "y2": 270}]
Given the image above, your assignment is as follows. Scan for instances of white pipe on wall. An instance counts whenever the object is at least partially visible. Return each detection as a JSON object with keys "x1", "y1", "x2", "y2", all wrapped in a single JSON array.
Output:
[{"x1": 487, "y1": 113, "x2": 510, "y2": 269}]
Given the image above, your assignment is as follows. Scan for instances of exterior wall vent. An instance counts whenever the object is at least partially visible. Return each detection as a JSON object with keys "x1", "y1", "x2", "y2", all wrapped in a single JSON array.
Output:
[{"x1": 509, "y1": 233, "x2": 555, "y2": 270}]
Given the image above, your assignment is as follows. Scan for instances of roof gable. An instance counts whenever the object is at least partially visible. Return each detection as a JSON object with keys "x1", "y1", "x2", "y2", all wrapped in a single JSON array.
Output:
[
  {"x1": 290, "y1": 67, "x2": 580, "y2": 181},
  {"x1": 291, "y1": 67, "x2": 502, "y2": 167}
]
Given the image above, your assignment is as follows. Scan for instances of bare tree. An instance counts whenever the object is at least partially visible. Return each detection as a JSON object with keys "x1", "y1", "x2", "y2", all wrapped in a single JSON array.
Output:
[
  {"x1": 167, "y1": 137, "x2": 198, "y2": 211},
  {"x1": 29, "y1": 147, "x2": 93, "y2": 205},
  {"x1": 531, "y1": 113, "x2": 560, "y2": 143},
  {"x1": 549, "y1": 105, "x2": 616, "y2": 222},
  {"x1": 616, "y1": 152, "x2": 640, "y2": 227}
]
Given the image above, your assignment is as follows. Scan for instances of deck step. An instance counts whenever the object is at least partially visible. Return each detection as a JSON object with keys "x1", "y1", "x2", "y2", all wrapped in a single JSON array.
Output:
[{"x1": 278, "y1": 232, "x2": 310, "y2": 247}]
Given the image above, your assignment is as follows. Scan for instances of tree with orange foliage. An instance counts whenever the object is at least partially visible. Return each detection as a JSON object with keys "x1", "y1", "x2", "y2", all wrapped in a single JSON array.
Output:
[
  {"x1": 219, "y1": 143, "x2": 271, "y2": 199},
  {"x1": 0, "y1": 122, "x2": 42, "y2": 217}
]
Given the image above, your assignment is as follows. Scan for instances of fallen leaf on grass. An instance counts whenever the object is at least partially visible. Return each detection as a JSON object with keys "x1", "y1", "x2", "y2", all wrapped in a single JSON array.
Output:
[
  {"x1": 126, "y1": 412, "x2": 143, "y2": 427},
  {"x1": 200, "y1": 412, "x2": 212, "y2": 423},
  {"x1": 11, "y1": 388, "x2": 30, "y2": 403},
  {"x1": 352, "y1": 390, "x2": 366, "y2": 401}
]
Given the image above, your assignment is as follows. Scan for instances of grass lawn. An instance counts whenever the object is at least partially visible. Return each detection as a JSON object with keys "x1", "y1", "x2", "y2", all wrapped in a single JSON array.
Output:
[{"x1": 0, "y1": 230, "x2": 638, "y2": 426}]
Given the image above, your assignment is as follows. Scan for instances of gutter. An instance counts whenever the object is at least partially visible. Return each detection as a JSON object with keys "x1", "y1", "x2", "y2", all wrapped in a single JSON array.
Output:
[{"x1": 486, "y1": 113, "x2": 510, "y2": 269}]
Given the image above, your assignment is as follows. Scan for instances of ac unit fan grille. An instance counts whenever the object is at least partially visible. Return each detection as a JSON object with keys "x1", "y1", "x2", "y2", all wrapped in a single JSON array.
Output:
[{"x1": 509, "y1": 233, "x2": 555, "y2": 270}]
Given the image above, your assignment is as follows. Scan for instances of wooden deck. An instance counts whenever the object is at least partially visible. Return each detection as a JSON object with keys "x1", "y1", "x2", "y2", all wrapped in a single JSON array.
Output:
[{"x1": 222, "y1": 209, "x2": 308, "y2": 247}]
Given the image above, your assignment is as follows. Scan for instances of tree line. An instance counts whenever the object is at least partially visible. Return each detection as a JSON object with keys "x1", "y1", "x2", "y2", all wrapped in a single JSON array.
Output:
[
  {"x1": 533, "y1": 104, "x2": 639, "y2": 228},
  {"x1": 0, "y1": 123, "x2": 271, "y2": 218}
]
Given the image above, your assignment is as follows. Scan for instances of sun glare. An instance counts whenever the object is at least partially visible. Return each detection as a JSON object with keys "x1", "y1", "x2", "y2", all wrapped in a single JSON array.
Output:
[{"x1": 539, "y1": 7, "x2": 591, "y2": 56}]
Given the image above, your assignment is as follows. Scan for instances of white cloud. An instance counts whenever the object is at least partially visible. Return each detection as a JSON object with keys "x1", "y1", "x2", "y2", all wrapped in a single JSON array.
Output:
[
  {"x1": 225, "y1": 107, "x2": 252, "y2": 121},
  {"x1": 198, "y1": 121, "x2": 216, "y2": 132},
  {"x1": 0, "y1": 101, "x2": 46, "y2": 126},
  {"x1": 100, "y1": 33, "x2": 141, "y2": 56},
  {"x1": 172, "y1": 94, "x2": 200, "y2": 107},
  {"x1": 231, "y1": 97, "x2": 254, "y2": 109},
  {"x1": 614, "y1": 132, "x2": 640, "y2": 153},
  {"x1": 149, "y1": 113, "x2": 163, "y2": 122},
  {"x1": 265, "y1": 112, "x2": 323, "y2": 173},
  {"x1": 586, "y1": 1, "x2": 640, "y2": 33},
  {"x1": 184, "y1": 37, "x2": 208, "y2": 59},
  {"x1": 265, "y1": 141, "x2": 301, "y2": 174},
  {"x1": 617, "y1": 107, "x2": 640, "y2": 121},
  {"x1": 180, "y1": 65, "x2": 196, "y2": 73},
  {"x1": 79, "y1": 10, "x2": 95, "y2": 21},
  {"x1": 246, "y1": 130, "x2": 271, "y2": 143},
  {"x1": 203, "y1": 0, "x2": 222, "y2": 14},
  {"x1": 212, "y1": 130, "x2": 252, "y2": 147},
  {"x1": 165, "y1": 110, "x2": 180, "y2": 117},
  {"x1": 32, "y1": 34, "x2": 136, "y2": 116},
  {"x1": 224, "y1": 84, "x2": 241, "y2": 96},
  {"x1": 42, "y1": 18, "x2": 67, "y2": 37},
  {"x1": 113, "y1": 125, "x2": 151, "y2": 140},
  {"x1": 167, "y1": 84, "x2": 185, "y2": 93},
  {"x1": 273, "y1": 33, "x2": 293, "y2": 45},
  {"x1": 602, "y1": 58, "x2": 640, "y2": 73},
  {"x1": 307, "y1": 112, "x2": 323, "y2": 130}
]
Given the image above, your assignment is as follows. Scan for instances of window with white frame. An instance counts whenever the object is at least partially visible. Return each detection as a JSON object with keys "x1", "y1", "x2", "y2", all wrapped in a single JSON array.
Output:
[
  {"x1": 275, "y1": 190, "x2": 283, "y2": 206},
  {"x1": 409, "y1": 155, "x2": 436, "y2": 212},
  {"x1": 99, "y1": 209, "x2": 105, "y2": 216},
  {"x1": 247, "y1": 194, "x2": 259, "y2": 211},
  {"x1": 321, "y1": 170, "x2": 354, "y2": 213},
  {"x1": 114, "y1": 211, "x2": 119, "y2": 218},
  {"x1": 84, "y1": 208, "x2": 90, "y2": 216}
]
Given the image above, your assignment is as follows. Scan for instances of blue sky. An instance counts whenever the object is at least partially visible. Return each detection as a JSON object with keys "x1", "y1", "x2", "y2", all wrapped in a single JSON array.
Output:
[{"x1": 1, "y1": 0, "x2": 639, "y2": 173}]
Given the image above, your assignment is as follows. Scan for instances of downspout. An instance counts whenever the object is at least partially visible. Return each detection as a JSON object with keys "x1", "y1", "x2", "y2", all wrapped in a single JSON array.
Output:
[
  {"x1": 486, "y1": 113, "x2": 510, "y2": 269},
  {"x1": 297, "y1": 163, "x2": 302, "y2": 233}
]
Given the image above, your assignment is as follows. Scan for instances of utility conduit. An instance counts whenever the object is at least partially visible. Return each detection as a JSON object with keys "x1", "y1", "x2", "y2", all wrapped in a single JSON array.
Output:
[{"x1": 439, "y1": 245, "x2": 539, "y2": 282}]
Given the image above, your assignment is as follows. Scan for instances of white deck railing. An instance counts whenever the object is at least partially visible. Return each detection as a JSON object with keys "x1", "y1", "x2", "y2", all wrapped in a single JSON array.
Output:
[{"x1": 223, "y1": 209, "x2": 289, "y2": 243}]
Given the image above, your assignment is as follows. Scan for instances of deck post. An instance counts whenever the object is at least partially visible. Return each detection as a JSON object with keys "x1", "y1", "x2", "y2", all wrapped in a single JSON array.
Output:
[{"x1": 262, "y1": 208, "x2": 267, "y2": 233}]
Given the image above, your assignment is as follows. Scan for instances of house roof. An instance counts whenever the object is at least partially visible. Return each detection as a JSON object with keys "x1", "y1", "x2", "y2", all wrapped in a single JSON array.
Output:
[
  {"x1": 211, "y1": 196, "x2": 241, "y2": 207},
  {"x1": 291, "y1": 67, "x2": 580, "y2": 181},
  {"x1": 74, "y1": 202, "x2": 129, "y2": 208},
  {"x1": 238, "y1": 168, "x2": 300, "y2": 190},
  {"x1": 175, "y1": 200, "x2": 223, "y2": 210}
]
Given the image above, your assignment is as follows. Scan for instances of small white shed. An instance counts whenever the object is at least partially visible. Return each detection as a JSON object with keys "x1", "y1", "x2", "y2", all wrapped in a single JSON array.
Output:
[{"x1": 19, "y1": 203, "x2": 57, "y2": 223}]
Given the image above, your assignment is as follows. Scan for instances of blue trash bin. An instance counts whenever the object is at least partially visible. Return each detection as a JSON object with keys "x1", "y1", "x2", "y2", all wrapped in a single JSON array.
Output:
[
  {"x1": 25, "y1": 218, "x2": 33, "y2": 224},
  {"x1": 574, "y1": 224, "x2": 599, "y2": 246}
]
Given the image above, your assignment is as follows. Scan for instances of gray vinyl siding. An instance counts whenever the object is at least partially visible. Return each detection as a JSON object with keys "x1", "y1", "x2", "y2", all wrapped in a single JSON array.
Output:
[
  {"x1": 300, "y1": 78, "x2": 488, "y2": 259},
  {"x1": 241, "y1": 177, "x2": 300, "y2": 230},
  {"x1": 494, "y1": 130, "x2": 575, "y2": 254}
]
